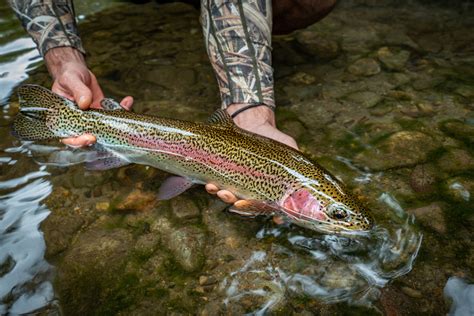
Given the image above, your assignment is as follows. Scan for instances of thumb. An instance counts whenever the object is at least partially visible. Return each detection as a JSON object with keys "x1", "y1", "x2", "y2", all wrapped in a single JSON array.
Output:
[{"x1": 70, "y1": 80, "x2": 93, "y2": 110}]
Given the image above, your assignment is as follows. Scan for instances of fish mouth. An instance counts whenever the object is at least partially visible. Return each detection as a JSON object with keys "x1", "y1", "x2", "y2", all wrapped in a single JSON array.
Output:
[{"x1": 294, "y1": 218, "x2": 372, "y2": 236}]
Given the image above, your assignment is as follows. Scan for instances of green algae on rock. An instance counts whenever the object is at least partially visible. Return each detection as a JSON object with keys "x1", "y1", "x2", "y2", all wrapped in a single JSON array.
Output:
[{"x1": 354, "y1": 131, "x2": 441, "y2": 170}]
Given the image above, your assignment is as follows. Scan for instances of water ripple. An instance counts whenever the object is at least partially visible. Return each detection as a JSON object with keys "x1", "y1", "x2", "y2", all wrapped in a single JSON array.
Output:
[
  {"x1": 221, "y1": 202, "x2": 422, "y2": 313},
  {"x1": 0, "y1": 176, "x2": 54, "y2": 314}
]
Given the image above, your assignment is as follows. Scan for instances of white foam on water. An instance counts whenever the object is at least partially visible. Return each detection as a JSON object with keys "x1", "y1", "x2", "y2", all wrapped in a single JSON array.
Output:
[
  {"x1": 444, "y1": 277, "x2": 474, "y2": 316},
  {"x1": 449, "y1": 182, "x2": 470, "y2": 202}
]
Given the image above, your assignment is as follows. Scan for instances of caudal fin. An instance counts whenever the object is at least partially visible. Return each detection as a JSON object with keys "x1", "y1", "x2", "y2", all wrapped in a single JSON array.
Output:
[{"x1": 12, "y1": 85, "x2": 73, "y2": 140}]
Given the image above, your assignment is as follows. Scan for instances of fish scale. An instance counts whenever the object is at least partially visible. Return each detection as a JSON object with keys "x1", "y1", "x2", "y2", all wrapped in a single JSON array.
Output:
[{"x1": 12, "y1": 84, "x2": 373, "y2": 234}]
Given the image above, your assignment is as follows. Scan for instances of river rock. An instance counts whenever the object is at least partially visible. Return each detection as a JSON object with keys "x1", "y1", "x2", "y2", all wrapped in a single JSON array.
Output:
[
  {"x1": 401, "y1": 286, "x2": 423, "y2": 299},
  {"x1": 43, "y1": 215, "x2": 85, "y2": 257},
  {"x1": 347, "y1": 58, "x2": 381, "y2": 76},
  {"x1": 144, "y1": 65, "x2": 196, "y2": 90},
  {"x1": 289, "y1": 72, "x2": 317, "y2": 85},
  {"x1": 162, "y1": 226, "x2": 206, "y2": 272},
  {"x1": 114, "y1": 189, "x2": 157, "y2": 211},
  {"x1": 72, "y1": 170, "x2": 108, "y2": 189},
  {"x1": 369, "y1": 101, "x2": 394, "y2": 116},
  {"x1": 171, "y1": 195, "x2": 201, "y2": 220},
  {"x1": 345, "y1": 91, "x2": 382, "y2": 108},
  {"x1": 454, "y1": 85, "x2": 474, "y2": 98},
  {"x1": 354, "y1": 131, "x2": 440, "y2": 170},
  {"x1": 410, "y1": 164, "x2": 437, "y2": 194},
  {"x1": 440, "y1": 120, "x2": 474, "y2": 144},
  {"x1": 57, "y1": 228, "x2": 135, "y2": 315},
  {"x1": 296, "y1": 31, "x2": 340, "y2": 59},
  {"x1": 407, "y1": 202, "x2": 447, "y2": 234},
  {"x1": 437, "y1": 148, "x2": 474, "y2": 174},
  {"x1": 377, "y1": 47, "x2": 410, "y2": 71}
]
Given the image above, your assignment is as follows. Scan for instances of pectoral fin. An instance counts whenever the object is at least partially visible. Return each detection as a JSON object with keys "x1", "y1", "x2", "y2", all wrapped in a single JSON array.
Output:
[
  {"x1": 228, "y1": 200, "x2": 278, "y2": 217},
  {"x1": 157, "y1": 176, "x2": 194, "y2": 200}
]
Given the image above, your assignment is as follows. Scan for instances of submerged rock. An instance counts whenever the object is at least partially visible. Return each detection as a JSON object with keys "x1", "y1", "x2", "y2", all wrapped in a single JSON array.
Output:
[
  {"x1": 296, "y1": 31, "x2": 340, "y2": 59},
  {"x1": 410, "y1": 164, "x2": 437, "y2": 194},
  {"x1": 164, "y1": 226, "x2": 206, "y2": 272},
  {"x1": 42, "y1": 215, "x2": 85, "y2": 257},
  {"x1": 437, "y1": 148, "x2": 474, "y2": 174},
  {"x1": 143, "y1": 65, "x2": 196, "y2": 90},
  {"x1": 407, "y1": 202, "x2": 447, "y2": 234},
  {"x1": 114, "y1": 189, "x2": 157, "y2": 211},
  {"x1": 354, "y1": 131, "x2": 440, "y2": 170},
  {"x1": 347, "y1": 58, "x2": 381, "y2": 76},
  {"x1": 170, "y1": 195, "x2": 201, "y2": 220},
  {"x1": 151, "y1": 216, "x2": 206, "y2": 272},
  {"x1": 401, "y1": 286, "x2": 423, "y2": 299},
  {"x1": 345, "y1": 91, "x2": 382, "y2": 108},
  {"x1": 440, "y1": 120, "x2": 474, "y2": 144},
  {"x1": 377, "y1": 46, "x2": 410, "y2": 71},
  {"x1": 57, "y1": 228, "x2": 135, "y2": 315}
]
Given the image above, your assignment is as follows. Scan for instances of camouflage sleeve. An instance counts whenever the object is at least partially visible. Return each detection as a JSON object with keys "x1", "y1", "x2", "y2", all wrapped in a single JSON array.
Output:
[
  {"x1": 8, "y1": 0, "x2": 85, "y2": 57},
  {"x1": 201, "y1": 0, "x2": 275, "y2": 109}
]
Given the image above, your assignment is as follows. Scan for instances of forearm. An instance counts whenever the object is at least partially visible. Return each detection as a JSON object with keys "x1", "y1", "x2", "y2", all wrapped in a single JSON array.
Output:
[
  {"x1": 201, "y1": 0, "x2": 275, "y2": 109},
  {"x1": 8, "y1": 0, "x2": 85, "y2": 57}
]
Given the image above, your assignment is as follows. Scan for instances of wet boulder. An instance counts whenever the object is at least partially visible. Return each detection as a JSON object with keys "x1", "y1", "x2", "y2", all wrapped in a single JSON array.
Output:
[
  {"x1": 354, "y1": 131, "x2": 440, "y2": 171},
  {"x1": 56, "y1": 227, "x2": 135, "y2": 315}
]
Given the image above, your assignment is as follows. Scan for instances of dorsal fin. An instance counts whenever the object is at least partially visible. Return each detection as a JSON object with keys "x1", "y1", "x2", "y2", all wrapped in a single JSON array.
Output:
[
  {"x1": 207, "y1": 109, "x2": 235, "y2": 127},
  {"x1": 18, "y1": 84, "x2": 76, "y2": 109},
  {"x1": 100, "y1": 98, "x2": 123, "y2": 111}
]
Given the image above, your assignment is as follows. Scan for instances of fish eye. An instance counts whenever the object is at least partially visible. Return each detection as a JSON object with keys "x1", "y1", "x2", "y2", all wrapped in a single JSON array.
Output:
[
  {"x1": 328, "y1": 204, "x2": 349, "y2": 221},
  {"x1": 333, "y1": 208, "x2": 347, "y2": 219}
]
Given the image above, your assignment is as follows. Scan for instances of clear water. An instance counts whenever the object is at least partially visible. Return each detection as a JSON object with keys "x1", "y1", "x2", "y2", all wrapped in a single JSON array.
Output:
[{"x1": 0, "y1": 0, "x2": 473, "y2": 314}]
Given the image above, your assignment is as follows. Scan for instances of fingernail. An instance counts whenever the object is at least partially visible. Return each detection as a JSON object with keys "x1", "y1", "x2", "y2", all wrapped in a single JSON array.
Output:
[{"x1": 79, "y1": 96, "x2": 86, "y2": 106}]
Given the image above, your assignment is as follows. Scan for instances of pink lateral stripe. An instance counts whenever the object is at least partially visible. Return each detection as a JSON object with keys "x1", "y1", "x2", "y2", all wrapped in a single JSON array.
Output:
[{"x1": 127, "y1": 134, "x2": 274, "y2": 180}]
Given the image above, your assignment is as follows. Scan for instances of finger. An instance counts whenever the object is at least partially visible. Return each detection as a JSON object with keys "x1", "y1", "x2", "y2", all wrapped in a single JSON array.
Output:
[
  {"x1": 120, "y1": 96, "x2": 134, "y2": 111},
  {"x1": 51, "y1": 81, "x2": 73, "y2": 100},
  {"x1": 61, "y1": 134, "x2": 96, "y2": 147},
  {"x1": 205, "y1": 183, "x2": 219, "y2": 195},
  {"x1": 65, "y1": 79, "x2": 93, "y2": 110},
  {"x1": 273, "y1": 216, "x2": 285, "y2": 225},
  {"x1": 89, "y1": 75, "x2": 105, "y2": 109},
  {"x1": 216, "y1": 190, "x2": 238, "y2": 204}
]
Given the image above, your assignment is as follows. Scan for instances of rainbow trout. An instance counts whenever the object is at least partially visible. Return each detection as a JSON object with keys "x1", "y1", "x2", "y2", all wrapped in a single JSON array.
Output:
[{"x1": 12, "y1": 85, "x2": 373, "y2": 234}]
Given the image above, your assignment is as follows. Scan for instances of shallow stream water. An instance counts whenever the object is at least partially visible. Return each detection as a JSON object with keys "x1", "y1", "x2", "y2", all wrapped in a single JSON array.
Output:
[{"x1": 1, "y1": 0, "x2": 473, "y2": 315}]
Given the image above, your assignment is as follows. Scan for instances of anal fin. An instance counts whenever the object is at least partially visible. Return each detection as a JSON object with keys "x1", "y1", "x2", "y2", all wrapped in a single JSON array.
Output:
[{"x1": 157, "y1": 176, "x2": 194, "y2": 200}]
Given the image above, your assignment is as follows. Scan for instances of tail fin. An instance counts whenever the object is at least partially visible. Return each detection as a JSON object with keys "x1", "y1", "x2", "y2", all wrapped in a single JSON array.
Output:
[{"x1": 12, "y1": 85, "x2": 73, "y2": 140}]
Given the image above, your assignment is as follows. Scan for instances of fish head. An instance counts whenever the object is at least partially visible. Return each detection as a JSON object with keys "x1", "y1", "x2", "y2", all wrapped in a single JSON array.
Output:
[{"x1": 280, "y1": 175, "x2": 373, "y2": 234}]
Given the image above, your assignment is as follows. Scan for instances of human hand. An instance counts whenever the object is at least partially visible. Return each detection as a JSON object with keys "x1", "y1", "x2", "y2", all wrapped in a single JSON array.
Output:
[
  {"x1": 44, "y1": 47, "x2": 133, "y2": 147},
  {"x1": 205, "y1": 104, "x2": 299, "y2": 214}
]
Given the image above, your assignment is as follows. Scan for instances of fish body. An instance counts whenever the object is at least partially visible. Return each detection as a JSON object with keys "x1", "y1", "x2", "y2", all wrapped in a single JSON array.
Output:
[{"x1": 13, "y1": 85, "x2": 373, "y2": 234}]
